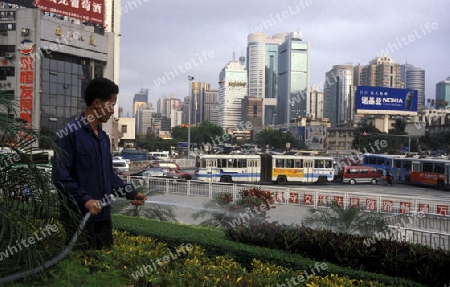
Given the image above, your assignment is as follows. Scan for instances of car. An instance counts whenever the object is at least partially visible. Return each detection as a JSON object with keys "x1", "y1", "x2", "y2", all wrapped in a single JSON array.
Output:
[
  {"x1": 113, "y1": 159, "x2": 130, "y2": 172},
  {"x1": 133, "y1": 168, "x2": 179, "y2": 180},
  {"x1": 160, "y1": 168, "x2": 192, "y2": 180},
  {"x1": 147, "y1": 161, "x2": 181, "y2": 171}
]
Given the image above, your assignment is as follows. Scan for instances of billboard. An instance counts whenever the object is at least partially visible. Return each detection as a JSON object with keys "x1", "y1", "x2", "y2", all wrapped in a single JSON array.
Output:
[
  {"x1": 356, "y1": 86, "x2": 418, "y2": 115},
  {"x1": 34, "y1": 0, "x2": 104, "y2": 25},
  {"x1": 290, "y1": 125, "x2": 327, "y2": 150}
]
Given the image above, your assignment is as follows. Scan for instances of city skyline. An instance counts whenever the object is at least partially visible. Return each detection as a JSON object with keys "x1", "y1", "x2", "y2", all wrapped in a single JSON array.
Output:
[{"x1": 118, "y1": 0, "x2": 449, "y2": 117}]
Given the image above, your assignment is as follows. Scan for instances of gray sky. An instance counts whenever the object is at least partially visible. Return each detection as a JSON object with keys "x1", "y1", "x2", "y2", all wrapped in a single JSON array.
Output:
[{"x1": 117, "y1": 0, "x2": 450, "y2": 117}]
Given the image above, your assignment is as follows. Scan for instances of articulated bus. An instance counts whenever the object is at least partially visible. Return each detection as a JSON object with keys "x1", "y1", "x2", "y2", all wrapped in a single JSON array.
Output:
[
  {"x1": 361, "y1": 153, "x2": 450, "y2": 189},
  {"x1": 195, "y1": 154, "x2": 335, "y2": 184}
]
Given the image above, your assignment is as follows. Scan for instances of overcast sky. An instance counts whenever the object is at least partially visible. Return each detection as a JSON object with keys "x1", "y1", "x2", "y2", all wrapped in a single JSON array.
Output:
[{"x1": 117, "y1": 0, "x2": 450, "y2": 117}]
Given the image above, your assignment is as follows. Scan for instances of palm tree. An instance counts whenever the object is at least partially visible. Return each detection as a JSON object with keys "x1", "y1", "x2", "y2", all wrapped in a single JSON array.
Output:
[
  {"x1": 0, "y1": 97, "x2": 74, "y2": 282},
  {"x1": 304, "y1": 203, "x2": 387, "y2": 237}
]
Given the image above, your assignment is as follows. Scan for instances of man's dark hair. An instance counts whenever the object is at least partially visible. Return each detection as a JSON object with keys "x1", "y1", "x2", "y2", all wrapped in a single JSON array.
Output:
[{"x1": 84, "y1": 78, "x2": 119, "y2": 106}]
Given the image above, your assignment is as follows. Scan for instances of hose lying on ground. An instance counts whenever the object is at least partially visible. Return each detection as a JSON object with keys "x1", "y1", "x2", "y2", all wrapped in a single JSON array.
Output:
[{"x1": 0, "y1": 199, "x2": 132, "y2": 284}]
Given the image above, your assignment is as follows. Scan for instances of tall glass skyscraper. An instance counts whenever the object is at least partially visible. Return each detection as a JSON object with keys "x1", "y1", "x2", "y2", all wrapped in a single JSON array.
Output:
[
  {"x1": 401, "y1": 64, "x2": 425, "y2": 109},
  {"x1": 436, "y1": 77, "x2": 450, "y2": 109},
  {"x1": 276, "y1": 32, "x2": 310, "y2": 125},
  {"x1": 323, "y1": 64, "x2": 354, "y2": 126},
  {"x1": 247, "y1": 32, "x2": 287, "y2": 125}
]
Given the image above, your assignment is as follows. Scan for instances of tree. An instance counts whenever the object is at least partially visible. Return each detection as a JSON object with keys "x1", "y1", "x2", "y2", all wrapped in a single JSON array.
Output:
[
  {"x1": 352, "y1": 123, "x2": 383, "y2": 152},
  {"x1": 0, "y1": 97, "x2": 73, "y2": 281},
  {"x1": 304, "y1": 203, "x2": 387, "y2": 237},
  {"x1": 254, "y1": 128, "x2": 303, "y2": 151}
]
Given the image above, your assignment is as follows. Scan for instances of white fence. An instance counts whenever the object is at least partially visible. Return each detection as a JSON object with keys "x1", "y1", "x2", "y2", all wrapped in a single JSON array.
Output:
[{"x1": 125, "y1": 177, "x2": 450, "y2": 249}]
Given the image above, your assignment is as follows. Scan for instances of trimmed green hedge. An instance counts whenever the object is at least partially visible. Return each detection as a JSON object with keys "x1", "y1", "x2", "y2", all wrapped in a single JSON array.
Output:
[{"x1": 112, "y1": 214, "x2": 424, "y2": 287}]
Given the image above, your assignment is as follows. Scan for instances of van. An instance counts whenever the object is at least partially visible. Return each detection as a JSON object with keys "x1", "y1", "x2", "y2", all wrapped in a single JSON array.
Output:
[
  {"x1": 112, "y1": 159, "x2": 130, "y2": 172},
  {"x1": 148, "y1": 161, "x2": 180, "y2": 171},
  {"x1": 342, "y1": 165, "x2": 382, "y2": 185},
  {"x1": 148, "y1": 151, "x2": 170, "y2": 160}
]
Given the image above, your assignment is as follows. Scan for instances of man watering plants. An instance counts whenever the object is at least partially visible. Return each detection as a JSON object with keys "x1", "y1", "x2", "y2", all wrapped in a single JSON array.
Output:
[{"x1": 52, "y1": 78, "x2": 146, "y2": 249}]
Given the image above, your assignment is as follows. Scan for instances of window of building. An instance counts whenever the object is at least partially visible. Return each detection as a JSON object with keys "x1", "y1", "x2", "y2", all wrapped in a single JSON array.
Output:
[{"x1": 121, "y1": 125, "x2": 127, "y2": 133}]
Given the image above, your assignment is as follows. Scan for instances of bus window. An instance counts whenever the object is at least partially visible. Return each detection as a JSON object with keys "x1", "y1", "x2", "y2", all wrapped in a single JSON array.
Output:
[
  {"x1": 394, "y1": 159, "x2": 402, "y2": 168},
  {"x1": 435, "y1": 163, "x2": 445, "y2": 174},
  {"x1": 403, "y1": 160, "x2": 411, "y2": 171},
  {"x1": 423, "y1": 162, "x2": 433, "y2": 172},
  {"x1": 315, "y1": 160, "x2": 324, "y2": 168},
  {"x1": 325, "y1": 160, "x2": 333, "y2": 168},
  {"x1": 286, "y1": 159, "x2": 295, "y2": 168},
  {"x1": 241, "y1": 159, "x2": 247, "y2": 168},
  {"x1": 276, "y1": 159, "x2": 283, "y2": 168},
  {"x1": 296, "y1": 159, "x2": 303, "y2": 168}
]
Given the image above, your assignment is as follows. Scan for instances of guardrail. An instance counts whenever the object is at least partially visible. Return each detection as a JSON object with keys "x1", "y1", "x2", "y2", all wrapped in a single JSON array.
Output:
[{"x1": 124, "y1": 176, "x2": 450, "y2": 250}]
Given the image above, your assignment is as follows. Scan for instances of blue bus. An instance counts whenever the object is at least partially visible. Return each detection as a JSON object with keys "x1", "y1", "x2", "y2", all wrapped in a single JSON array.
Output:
[
  {"x1": 361, "y1": 154, "x2": 413, "y2": 182},
  {"x1": 121, "y1": 149, "x2": 148, "y2": 161}
]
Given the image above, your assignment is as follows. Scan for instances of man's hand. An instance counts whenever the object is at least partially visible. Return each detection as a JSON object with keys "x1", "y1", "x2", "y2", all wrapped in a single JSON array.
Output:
[
  {"x1": 85, "y1": 199, "x2": 102, "y2": 215},
  {"x1": 131, "y1": 192, "x2": 147, "y2": 205}
]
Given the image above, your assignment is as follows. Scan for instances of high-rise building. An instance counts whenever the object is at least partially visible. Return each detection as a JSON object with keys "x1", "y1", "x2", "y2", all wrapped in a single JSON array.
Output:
[
  {"x1": 190, "y1": 82, "x2": 210, "y2": 125},
  {"x1": 204, "y1": 89, "x2": 218, "y2": 124},
  {"x1": 247, "y1": 32, "x2": 287, "y2": 125},
  {"x1": 218, "y1": 57, "x2": 247, "y2": 130},
  {"x1": 133, "y1": 89, "x2": 149, "y2": 117},
  {"x1": 277, "y1": 32, "x2": 310, "y2": 125},
  {"x1": 436, "y1": 77, "x2": 450, "y2": 109},
  {"x1": 401, "y1": 64, "x2": 425, "y2": 109},
  {"x1": 309, "y1": 86, "x2": 323, "y2": 119},
  {"x1": 136, "y1": 103, "x2": 154, "y2": 136},
  {"x1": 323, "y1": 64, "x2": 354, "y2": 126},
  {"x1": 0, "y1": 0, "x2": 121, "y2": 137},
  {"x1": 157, "y1": 94, "x2": 180, "y2": 119},
  {"x1": 360, "y1": 56, "x2": 403, "y2": 88}
]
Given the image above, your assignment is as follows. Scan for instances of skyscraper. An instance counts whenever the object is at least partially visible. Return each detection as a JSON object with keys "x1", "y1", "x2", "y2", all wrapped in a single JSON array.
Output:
[
  {"x1": 401, "y1": 64, "x2": 425, "y2": 109},
  {"x1": 133, "y1": 89, "x2": 149, "y2": 117},
  {"x1": 309, "y1": 86, "x2": 324, "y2": 119},
  {"x1": 276, "y1": 32, "x2": 310, "y2": 125},
  {"x1": 247, "y1": 32, "x2": 287, "y2": 125},
  {"x1": 190, "y1": 82, "x2": 210, "y2": 125},
  {"x1": 323, "y1": 64, "x2": 354, "y2": 126},
  {"x1": 436, "y1": 77, "x2": 450, "y2": 109},
  {"x1": 360, "y1": 56, "x2": 403, "y2": 88},
  {"x1": 218, "y1": 56, "x2": 247, "y2": 130}
]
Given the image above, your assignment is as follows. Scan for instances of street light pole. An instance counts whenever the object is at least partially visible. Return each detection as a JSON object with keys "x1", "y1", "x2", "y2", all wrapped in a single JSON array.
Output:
[{"x1": 187, "y1": 76, "x2": 194, "y2": 159}]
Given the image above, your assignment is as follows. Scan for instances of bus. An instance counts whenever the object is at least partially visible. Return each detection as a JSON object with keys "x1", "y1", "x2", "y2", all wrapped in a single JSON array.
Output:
[
  {"x1": 361, "y1": 153, "x2": 450, "y2": 189},
  {"x1": 408, "y1": 158, "x2": 450, "y2": 189},
  {"x1": 195, "y1": 154, "x2": 335, "y2": 184},
  {"x1": 121, "y1": 149, "x2": 148, "y2": 161}
]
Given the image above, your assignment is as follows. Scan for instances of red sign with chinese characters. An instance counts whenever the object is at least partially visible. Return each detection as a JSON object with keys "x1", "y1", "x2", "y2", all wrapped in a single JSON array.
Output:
[
  {"x1": 289, "y1": 192, "x2": 299, "y2": 204},
  {"x1": 19, "y1": 56, "x2": 33, "y2": 126},
  {"x1": 334, "y1": 196, "x2": 343, "y2": 206},
  {"x1": 303, "y1": 194, "x2": 313, "y2": 205},
  {"x1": 437, "y1": 205, "x2": 449, "y2": 216},
  {"x1": 382, "y1": 200, "x2": 393, "y2": 212},
  {"x1": 366, "y1": 199, "x2": 377, "y2": 211},
  {"x1": 349, "y1": 197, "x2": 360, "y2": 208},
  {"x1": 34, "y1": 0, "x2": 105, "y2": 25},
  {"x1": 399, "y1": 201, "x2": 411, "y2": 213}
]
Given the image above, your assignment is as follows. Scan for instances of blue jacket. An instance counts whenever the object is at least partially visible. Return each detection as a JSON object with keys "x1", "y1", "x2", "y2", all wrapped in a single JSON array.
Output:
[{"x1": 52, "y1": 113, "x2": 137, "y2": 222}]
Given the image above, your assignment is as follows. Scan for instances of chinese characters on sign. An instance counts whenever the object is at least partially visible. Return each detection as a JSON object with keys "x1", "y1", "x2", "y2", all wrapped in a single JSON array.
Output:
[
  {"x1": 19, "y1": 56, "x2": 34, "y2": 126},
  {"x1": 34, "y1": 0, "x2": 104, "y2": 25}
]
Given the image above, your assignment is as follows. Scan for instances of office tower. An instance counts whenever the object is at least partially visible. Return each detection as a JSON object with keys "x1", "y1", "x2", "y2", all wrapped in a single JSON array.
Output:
[
  {"x1": 247, "y1": 32, "x2": 287, "y2": 125},
  {"x1": 0, "y1": 1, "x2": 120, "y2": 135},
  {"x1": 218, "y1": 56, "x2": 247, "y2": 130},
  {"x1": 190, "y1": 82, "x2": 210, "y2": 125},
  {"x1": 277, "y1": 32, "x2": 310, "y2": 125},
  {"x1": 157, "y1": 94, "x2": 180, "y2": 118},
  {"x1": 133, "y1": 89, "x2": 149, "y2": 116},
  {"x1": 401, "y1": 64, "x2": 425, "y2": 109},
  {"x1": 436, "y1": 77, "x2": 450, "y2": 109},
  {"x1": 204, "y1": 89, "x2": 218, "y2": 124},
  {"x1": 309, "y1": 86, "x2": 324, "y2": 119},
  {"x1": 323, "y1": 64, "x2": 354, "y2": 126},
  {"x1": 360, "y1": 56, "x2": 403, "y2": 88},
  {"x1": 136, "y1": 103, "x2": 155, "y2": 136}
]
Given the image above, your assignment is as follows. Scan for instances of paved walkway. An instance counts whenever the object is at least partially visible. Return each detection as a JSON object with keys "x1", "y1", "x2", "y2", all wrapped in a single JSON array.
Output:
[{"x1": 144, "y1": 192, "x2": 311, "y2": 226}]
